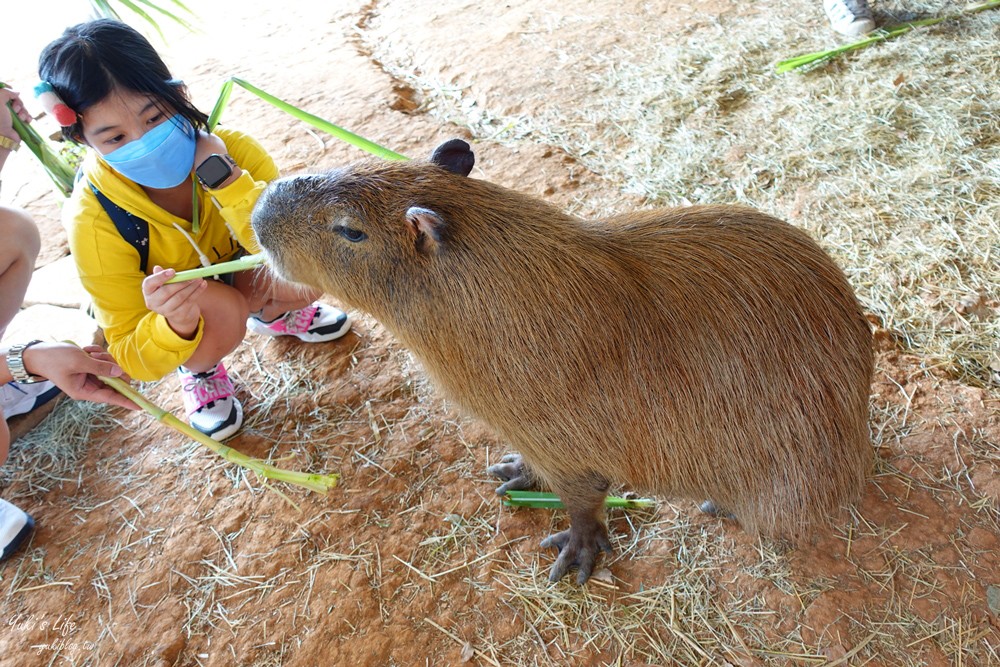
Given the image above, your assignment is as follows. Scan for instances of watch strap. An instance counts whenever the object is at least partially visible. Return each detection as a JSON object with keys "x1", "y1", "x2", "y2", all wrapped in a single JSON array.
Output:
[{"x1": 6, "y1": 340, "x2": 45, "y2": 384}]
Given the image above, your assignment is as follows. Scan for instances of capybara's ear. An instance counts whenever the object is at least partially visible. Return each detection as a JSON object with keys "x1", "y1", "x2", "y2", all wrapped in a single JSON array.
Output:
[
  {"x1": 406, "y1": 206, "x2": 445, "y2": 254},
  {"x1": 430, "y1": 139, "x2": 475, "y2": 177}
]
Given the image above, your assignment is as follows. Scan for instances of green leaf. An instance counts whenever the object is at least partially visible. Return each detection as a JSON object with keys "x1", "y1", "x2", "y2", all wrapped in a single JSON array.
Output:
[
  {"x1": 2, "y1": 82, "x2": 76, "y2": 197},
  {"x1": 210, "y1": 77, "x2": 408, "y2": 161},
  {"x1": 89, "y1": 0, "x2": 197, "y2": 37}
]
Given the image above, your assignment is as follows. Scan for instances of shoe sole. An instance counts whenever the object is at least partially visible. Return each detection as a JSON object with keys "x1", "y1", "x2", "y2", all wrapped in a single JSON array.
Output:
[
  {"x1": 1, "y1": 513, "x2": 35, "y2": 562},
  {"x1": 191, "y1": 399, "x2": 244, "y2": 441}
]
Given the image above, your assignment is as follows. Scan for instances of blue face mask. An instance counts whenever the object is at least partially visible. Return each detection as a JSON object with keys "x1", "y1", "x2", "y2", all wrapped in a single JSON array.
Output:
[{"x1": 102, "y1": 114, "x2": 197, "y2": 189}]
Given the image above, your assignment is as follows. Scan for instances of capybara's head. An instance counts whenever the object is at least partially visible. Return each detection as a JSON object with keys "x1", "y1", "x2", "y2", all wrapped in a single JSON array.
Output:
[
  {"x1": 252, "y1": 139, "x2": 481, "y2": 318},
  {"x1": 252, "y1": 138, "x2": 575, "y2": 330}
]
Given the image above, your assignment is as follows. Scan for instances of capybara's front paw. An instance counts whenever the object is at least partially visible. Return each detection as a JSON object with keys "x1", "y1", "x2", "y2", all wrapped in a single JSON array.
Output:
[
  {"x1": 487, "y1": 453, "x2": 539, "y2": 494},
  {"x1": 540, "y1": 521, "x2": 612, "y2": 584}
]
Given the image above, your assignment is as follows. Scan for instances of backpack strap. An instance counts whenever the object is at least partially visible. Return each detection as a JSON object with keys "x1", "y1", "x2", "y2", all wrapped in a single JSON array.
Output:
[{"x1": 88, "y1": 181, "x2": 150, "y2": 274}]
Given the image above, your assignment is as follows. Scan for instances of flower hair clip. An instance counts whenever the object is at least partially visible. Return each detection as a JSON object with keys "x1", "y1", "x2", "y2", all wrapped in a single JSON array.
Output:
[{"x1": 34, "y1": 82, "x2": 78, "y2": 127}]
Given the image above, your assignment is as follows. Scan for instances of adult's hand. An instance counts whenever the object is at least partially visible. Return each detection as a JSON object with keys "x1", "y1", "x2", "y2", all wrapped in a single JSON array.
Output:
[
  {"x1": 21, "y1": 343, "x2": 139, "y2": 410},
  {"x1": 0, "y1": 87, "x2": 32, "y2": 141}
]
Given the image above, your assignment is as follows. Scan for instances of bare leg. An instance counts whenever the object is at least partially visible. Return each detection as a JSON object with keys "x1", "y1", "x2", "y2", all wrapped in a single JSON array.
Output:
[
  {"x1": 0, "y1": 207, "x2": 39, "y2": 341},
  {"x1": 181, "y1": 281, "x2": 250, "y2": 372},
  {"x1": 541, "y1": 474, "x2": 613, "y2": 584},
  {"x1": 0, "y1": 207, "x2": 41, "y2": 463},
  {"x1": 233, "y1": 268, "x2": 319, "y2": 322}
]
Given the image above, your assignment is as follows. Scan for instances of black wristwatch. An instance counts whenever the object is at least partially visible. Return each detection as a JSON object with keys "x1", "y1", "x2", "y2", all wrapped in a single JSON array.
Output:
[
  {"x1": 6, "y1": 340, "x2": 45, "y2": 384},
  {"x1": 195, "y1": 153, "x2": 238, "y2": 189}
]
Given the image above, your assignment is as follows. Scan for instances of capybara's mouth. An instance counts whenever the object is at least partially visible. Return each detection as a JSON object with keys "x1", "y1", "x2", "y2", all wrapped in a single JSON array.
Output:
[{"x1": 257, "y1": 247, "x2": 287, "y2": 282}]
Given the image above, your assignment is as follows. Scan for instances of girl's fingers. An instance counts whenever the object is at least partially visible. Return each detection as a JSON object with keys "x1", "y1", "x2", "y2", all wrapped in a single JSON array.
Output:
[
  {"x1": 142, "y1": 266, "x2": 177, "y2": 295},
  {"x1": 146, "y1": 276, "x2": 204, "y2": 311},
  {"x1": 156, "y1": 278, "x2": 205, "y2": 315}
]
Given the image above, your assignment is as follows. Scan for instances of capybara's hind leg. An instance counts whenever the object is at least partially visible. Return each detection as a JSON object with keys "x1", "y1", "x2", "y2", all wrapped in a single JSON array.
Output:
[
  {"x1": 487, "y1": 453, "x2": 539, "y2": 494},
  {"x1": 541, "y1": 475, "x2": 613, "y2": 584}
]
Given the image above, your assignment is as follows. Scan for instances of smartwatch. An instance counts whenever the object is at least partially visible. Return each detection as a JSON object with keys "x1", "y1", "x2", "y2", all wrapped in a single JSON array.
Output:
[
  {"x1": 6, "y1": 340, "x2": 45, "y2": 384},
  {"x1": 195, "y1": 153, "x2": 238, "y2": 189}
]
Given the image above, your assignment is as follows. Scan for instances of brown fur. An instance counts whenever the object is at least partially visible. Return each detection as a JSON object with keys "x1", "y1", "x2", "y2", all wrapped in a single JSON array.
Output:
[{"x1": 252, "y1": 141, "x2": 874, "y2": 580}]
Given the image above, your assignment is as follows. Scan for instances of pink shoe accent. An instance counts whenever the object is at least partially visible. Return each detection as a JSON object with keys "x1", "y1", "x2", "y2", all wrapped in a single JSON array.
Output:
[
  {"x1": 179, "y1": 363, "x2": 235, "y2": 416},
  {"x1": 259, "y1": 305, "x2": 318, "y2": 335}
]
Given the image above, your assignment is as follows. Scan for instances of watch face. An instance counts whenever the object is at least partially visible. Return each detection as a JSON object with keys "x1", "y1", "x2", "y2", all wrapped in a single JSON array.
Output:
[{"x1": 197, "y1": 155, "x2": 232, "y2": 188}]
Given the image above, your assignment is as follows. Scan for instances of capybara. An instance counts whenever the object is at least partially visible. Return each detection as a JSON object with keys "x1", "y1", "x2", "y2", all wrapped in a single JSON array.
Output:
[{"x1": 251, "y1": 139, "x2": 874, "y2": 583}]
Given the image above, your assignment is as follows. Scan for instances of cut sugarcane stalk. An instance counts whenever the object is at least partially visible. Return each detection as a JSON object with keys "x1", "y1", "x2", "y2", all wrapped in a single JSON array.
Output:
[
  {"x1": 503, "y1": 490, "x2": 655, "y2": 510},
  {"x1": 100, "y1": 374, "x2": 338, "y2": 494},
  {"x1": 164, "y1": 253, "x2": 268, "y2": 283}
]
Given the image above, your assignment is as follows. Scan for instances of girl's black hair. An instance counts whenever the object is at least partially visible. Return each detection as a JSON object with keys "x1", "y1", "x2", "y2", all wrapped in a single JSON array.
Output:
[{"x1": 38, "y1": 18, "x2": 209, "y2": 143}]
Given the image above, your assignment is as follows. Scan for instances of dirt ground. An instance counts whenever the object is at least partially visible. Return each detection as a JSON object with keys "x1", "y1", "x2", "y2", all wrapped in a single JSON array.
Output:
[{"x1": 1, "y1": 1, "x2": 998, "y2": 666}]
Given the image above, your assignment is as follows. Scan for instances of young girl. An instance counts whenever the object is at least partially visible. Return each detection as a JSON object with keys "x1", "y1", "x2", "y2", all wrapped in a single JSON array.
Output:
[{"x1": 37, "y1": 19, "x2": 352, "y2": 440}]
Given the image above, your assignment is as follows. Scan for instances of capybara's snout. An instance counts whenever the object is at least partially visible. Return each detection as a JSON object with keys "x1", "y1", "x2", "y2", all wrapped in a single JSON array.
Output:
[{"x1": 252, "y1": 174, "x2": 325, "y2": 246}]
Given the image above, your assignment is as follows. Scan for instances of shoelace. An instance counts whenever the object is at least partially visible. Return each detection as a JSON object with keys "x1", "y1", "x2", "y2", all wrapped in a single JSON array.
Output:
[
  {"x1": 283, "y1": 306, "x2": 317, "y2": 334},
  {"x1": 181, "y1": 370, "x2": 232, "y2": 408}
]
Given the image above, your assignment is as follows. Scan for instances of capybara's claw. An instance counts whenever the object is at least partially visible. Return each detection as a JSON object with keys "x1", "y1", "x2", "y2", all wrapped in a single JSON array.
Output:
[
  {"x1": 495, "y1": 475, "x2": 535, "y2": 495},
  {"x1": 699, "y1": 500, "x2": 738, "y2": 521},
  {"x1": 540, "y1": 524, "x2": 613, "y2": 584},
  {"x1": 487, "y1": 453, "x2": 538, "y2": 494}
]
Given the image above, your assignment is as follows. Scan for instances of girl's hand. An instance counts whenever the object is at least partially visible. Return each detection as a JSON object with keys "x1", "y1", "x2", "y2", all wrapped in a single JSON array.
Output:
[
  {"x1": 21, "y1": 343, "x2": 139, "y2": 410},
  {"x1": 142, "y1": 265, "x2": 207, "y2": 339}
]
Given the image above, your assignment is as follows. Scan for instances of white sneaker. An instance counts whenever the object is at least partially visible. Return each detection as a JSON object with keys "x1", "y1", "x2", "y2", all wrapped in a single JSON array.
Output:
[
  {"x1": 0, "y1": 381, "x2": 61, "y2": 420},
  {"x1": 824, "y1": 0, "x2": 876, "y2": 36},
  {"x1": 0, "y1": 498, "x2": 35, "y2": 561},
  {"x1": 247, "y1": 303, "x2": 351, "y2": 343},
  {"x1": 177, "y1": 363, "x2": 243, "y2": 440}
]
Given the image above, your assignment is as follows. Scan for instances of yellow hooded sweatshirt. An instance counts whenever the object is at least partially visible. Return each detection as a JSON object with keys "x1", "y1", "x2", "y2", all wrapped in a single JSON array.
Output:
[{"x1": 63, "y1": 127, "x2": 278, "y2": 382}]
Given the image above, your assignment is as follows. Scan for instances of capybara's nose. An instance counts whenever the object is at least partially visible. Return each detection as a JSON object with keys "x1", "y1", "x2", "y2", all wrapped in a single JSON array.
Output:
[{"x1": 252, "y1": 176, "x2": 305, "y2": 241}]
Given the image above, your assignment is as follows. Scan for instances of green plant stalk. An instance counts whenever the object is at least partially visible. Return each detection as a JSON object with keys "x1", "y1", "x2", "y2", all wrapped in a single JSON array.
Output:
[
  {"x1": 99, "y1": 374, "x2": 339, "y2": 494},
  {"x1": 503, "y1": 490, "x2": 655, "y2": 510},
  {"x1": 165, "y1": 252, "x2": 267, "y2": 283},
  {"x1": 207, "y1": 77, "x2": 409, "y2": 161},
  {"x1": 1, "y1": 82, "x2": 76, "y2": 197},
  {"x1": 776, "y1": 0, "x2": 1000, "y2": 73}
]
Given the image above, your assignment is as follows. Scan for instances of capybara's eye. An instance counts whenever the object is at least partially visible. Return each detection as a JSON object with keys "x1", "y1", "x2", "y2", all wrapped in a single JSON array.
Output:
[{"x1": 335, "y1": 226, "x2": 367, "y2": 243}]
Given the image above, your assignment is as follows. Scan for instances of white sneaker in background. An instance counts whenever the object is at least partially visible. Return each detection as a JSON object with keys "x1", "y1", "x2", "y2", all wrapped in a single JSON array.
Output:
[{"x1": 823, "y1": 0, "x2": 876, "y2": 36}]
